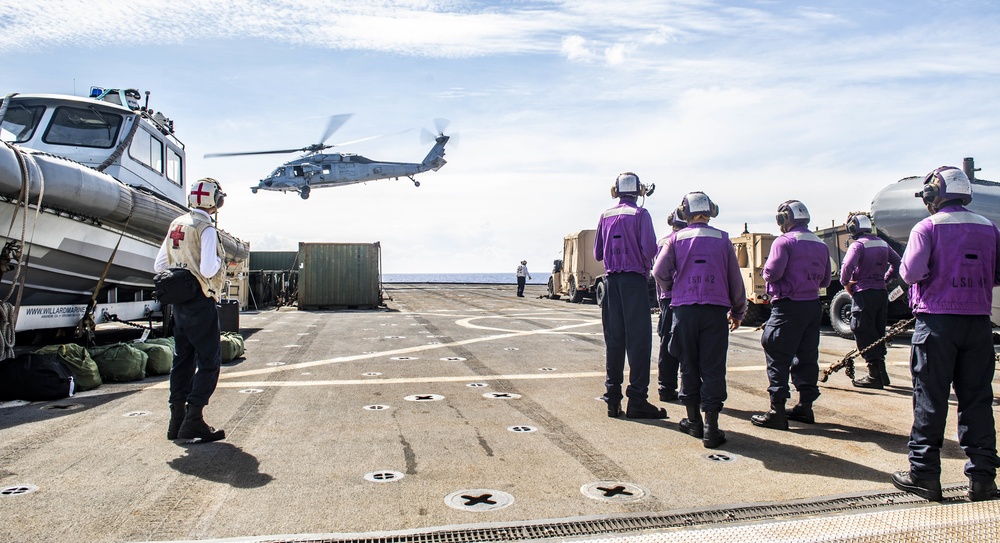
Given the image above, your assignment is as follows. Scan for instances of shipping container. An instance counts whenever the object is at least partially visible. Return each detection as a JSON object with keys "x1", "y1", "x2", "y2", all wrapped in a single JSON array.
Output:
[
  {"x1": 249, "y1": 251, "x2": 299, "y2": 271},
  {"x1": 297, "y1": 242, "x2": 382, "y2": 309}
]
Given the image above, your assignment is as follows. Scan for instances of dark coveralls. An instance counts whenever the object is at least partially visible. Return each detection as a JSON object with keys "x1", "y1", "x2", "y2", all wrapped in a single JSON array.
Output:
[
  {"x1": 652, "y1": 223, "x2": 746, "y2": 412},
  {"x1": 170, "y1": 295, "x2": 222, "y2": 407},
  {"x1": 900, "y1": 205, "x2": 1000, "y2": 484},
  {"x1": 839, "y1": 234, "x2": 901, "y2": 382},
  {"x1": 760, "y1": 225, "x2": 831, "y2": 403},
  {"x1": 595, "y1": 198, "x2": 658, "y2": 403}
]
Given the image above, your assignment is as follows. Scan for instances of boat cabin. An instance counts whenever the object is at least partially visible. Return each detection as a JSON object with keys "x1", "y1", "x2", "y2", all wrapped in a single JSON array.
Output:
[{"x1": 0, "y1": 88, "x2": 187, "y2": 207}]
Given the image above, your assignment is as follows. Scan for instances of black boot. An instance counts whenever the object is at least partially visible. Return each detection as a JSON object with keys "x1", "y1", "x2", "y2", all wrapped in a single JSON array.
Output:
[
  {"x1": 607, "y1": 398, "x2": 622, "y2": 418},
  {"x1": 626, "y1": 399, "x2": 667, "y2": 419},
  {"x1": 703, "y1": 410, "x2": 726, "y2": 449},
  {"x1": 877, "y1": 359, "x2": 890, "y2": 386},
  {"x1": 751, "y1": 399, "x2": 788, "y2": 430},
  {"x1": 891, "y1": 470, "x2": 942, "y2": 501},
  {"x1": 786, "y1": 401, "x2": 815, "y2": 424},
  {"x1": 678, "y1": 404, "x2": 703, "y2": 438},
  {"x1": 853, "y1": 361, "x2": 885, "y2": 389},
  {"x1": 969, "y1": 479, "x2": 999, "y2": 502},
  {"x1": 177, "y1": 404, "x2": 225, "y2": 443},
  {"x1": 167, "y1": 403, "x2": 186, "y2": 440}
]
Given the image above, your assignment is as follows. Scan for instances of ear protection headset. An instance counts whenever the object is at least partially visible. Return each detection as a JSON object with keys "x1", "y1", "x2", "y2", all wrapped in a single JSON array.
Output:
[
  {"x1": 189, "y1": 178, "x2": 226, "y2": 210},
  {"x1": 775, "y1": 200, "x2": 809, "y2": 227},
  {"x1": 679, "y1": 191, "x2": 719, "y2": 221},
  {"x1": 610, "y1": 172, "x2": 654, "y2": 198},
  {"x1": 667, "y1": 207, "x2": 688, "y2": 229}
]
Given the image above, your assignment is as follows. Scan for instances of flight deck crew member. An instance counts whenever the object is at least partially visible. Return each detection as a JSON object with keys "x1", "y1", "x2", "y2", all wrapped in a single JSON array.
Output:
[
  {"x1": 751, "y1": 200, "x2": 830, "y2": 430},
  {"x1": 154, "y1": 178, "x2": 228, "y2": 443},
  {"x1": 891, "y1": 166, "x2": 1000, "y2": 503},
  {"x1": 653, "y1": 192, "x2": 745, "y2": 448},
  {"x1": 840, "y1": 213, "x2": 901, "y2": 389},
  {"x1": 654, "y1": 209, "x2": 687, "y2": 403},
  {"x1": 516, "y1": 260, "x2": 531, "y2": 297},
  {"x1": 595, "y1": 172, "x2": 665, "y2": 419}
]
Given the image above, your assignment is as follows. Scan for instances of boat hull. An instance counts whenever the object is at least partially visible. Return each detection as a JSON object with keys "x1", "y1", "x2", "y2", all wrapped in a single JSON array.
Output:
[{"x1": 0, "y1": 143, "x2": 248, "y2": 331}]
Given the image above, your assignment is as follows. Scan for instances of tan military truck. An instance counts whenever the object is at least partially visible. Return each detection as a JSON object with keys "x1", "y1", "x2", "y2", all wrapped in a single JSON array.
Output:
[
  {"x1": 731, "y1": 229, "x2": 776, "y2": 325},
  {"x1": 547, "y1": 229, "x2": 607, "y2": 304}
]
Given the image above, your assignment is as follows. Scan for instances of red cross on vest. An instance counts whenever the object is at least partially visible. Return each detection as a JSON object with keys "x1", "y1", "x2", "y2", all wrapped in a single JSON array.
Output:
[
  {"x1": 191, "y1": 182, "x2": 212, "y2": 206},
  {"x1": 169, "y1": 225, "x2": 186, "y2": 248}
]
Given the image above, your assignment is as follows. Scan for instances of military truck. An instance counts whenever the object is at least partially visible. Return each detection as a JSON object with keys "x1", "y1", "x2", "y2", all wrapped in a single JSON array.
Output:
[
  {"x1": 731, "y1": 229, "x2": 776, "y2": 326},
  {"x1": 547, "y1": 229, "x2": 606, "y2": 304}
]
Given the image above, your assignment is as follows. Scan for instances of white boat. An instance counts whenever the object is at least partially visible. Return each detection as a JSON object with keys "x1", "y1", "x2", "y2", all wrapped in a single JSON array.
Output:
[{"x1": 0, "y1": 87, "x2": 248, "y2": 332}]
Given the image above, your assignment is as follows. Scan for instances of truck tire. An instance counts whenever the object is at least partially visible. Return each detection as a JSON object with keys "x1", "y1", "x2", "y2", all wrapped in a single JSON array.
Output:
[
  {"x1": 546, "y1": 277, "x2": 560, "y2": 300},
  {"x1": 743, "y1": 303, "x2": 771, "y2": 326},
  {"x1": 568, "y1": 276, "x2": 582, "y2": 304},
  {"x1": 595, "y1": 280, "x2": 606, "y2": 308},
  {"x1": 829, "y1": 290, "x2": 855, "y2": 339}
]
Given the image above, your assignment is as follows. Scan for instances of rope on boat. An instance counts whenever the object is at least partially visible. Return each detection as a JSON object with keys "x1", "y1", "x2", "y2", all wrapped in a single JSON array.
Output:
[
  {"x1": 96, "y1": 111, "x2": 140, "y2": 172},
  {"x1": 0, "y1": 139, "x2": 45, "y2": 358}
]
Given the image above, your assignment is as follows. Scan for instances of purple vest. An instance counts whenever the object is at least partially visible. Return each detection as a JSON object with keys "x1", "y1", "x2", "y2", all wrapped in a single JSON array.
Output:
[
  {"x1": 839, "y1": 234, "x2": 901, "y2": 292},
  {"x1": 594, "y1": 200, "x2": 658, "y2": 276},
  {"x1": 651, "y1": 224, "x2": 746, "y2": 320},
  {"x1": 763, "y1": 226, "x2": 831, "y2": 302},
  {"x1": 900, "y1": 206, "x2": 1000, "y2": 315}
]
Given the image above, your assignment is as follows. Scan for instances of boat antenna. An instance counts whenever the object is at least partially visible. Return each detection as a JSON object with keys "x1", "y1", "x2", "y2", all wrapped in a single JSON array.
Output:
[{"x1": 144, "y1": 91, "x2": 150, "y2": 112}]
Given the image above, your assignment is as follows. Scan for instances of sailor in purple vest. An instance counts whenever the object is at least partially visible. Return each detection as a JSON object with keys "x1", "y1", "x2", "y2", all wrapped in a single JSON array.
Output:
[
  {"x1": 594, "y1": 172, "x2": 665, "y2": 419},
  {"x1": 751, "y1": 200, "x2": 831, "y2": 430},
  {"x1": 653, "y1": 192, "x2": 745, "y2": 448},
  {"x1": 890, "y1": 166, "x2": 1000, "y2": 503},
  {"x1": 654, "y1": 208, "x2": 687, "y2": 403},
  {"x1": 840, "y1": 213, "x2": 901, "y2": 389}
]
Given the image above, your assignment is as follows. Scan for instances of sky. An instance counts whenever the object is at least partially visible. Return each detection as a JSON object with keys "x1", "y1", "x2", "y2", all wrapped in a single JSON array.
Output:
[{"x1": 3, "y1": 0, "x2": 999, "y2": 274}]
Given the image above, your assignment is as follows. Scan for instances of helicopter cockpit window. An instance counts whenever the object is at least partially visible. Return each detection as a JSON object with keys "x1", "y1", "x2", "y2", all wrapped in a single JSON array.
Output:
[
  {"x1": 267, "y1": 167, "x2": 283, "y2": 179},
  {"x1": 0, "y1": 103, "x2": 44, "y2": 143},
  {"x1": 43, "y1": 106, "x2": 123, "y2": 148}
]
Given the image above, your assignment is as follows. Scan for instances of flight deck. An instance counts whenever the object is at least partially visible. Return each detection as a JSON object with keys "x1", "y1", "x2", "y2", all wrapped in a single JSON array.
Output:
[{"x1": 1, "y1": 284, "x2": 997, "y2": 543}]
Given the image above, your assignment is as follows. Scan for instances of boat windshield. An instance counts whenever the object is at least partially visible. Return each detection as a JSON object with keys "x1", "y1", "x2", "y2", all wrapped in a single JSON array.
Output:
[
  {"x1": 42, "y1": 105, "x2": 123, "y2": 148},
  {"x1": 0, "y1": 104, "x2": 45, "y2": 143}
]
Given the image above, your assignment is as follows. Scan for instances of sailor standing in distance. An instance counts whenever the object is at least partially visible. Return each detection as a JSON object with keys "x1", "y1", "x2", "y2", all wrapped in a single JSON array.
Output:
[
  {"x1": 751, "y1": 200, "x2": 831, "y2": 430},
  {"x1": 516, "y1": 260, "x2": 531, "y2": 297},
  {"x1": 594, "y1": 172, "x2": 665, "y2": 419},
  {"x1": 891, "y1": 166, "x2": 1000, "y2": 503},
  {"x1": 154, "y1": 178, "x2": 228, "y2": 443},
  {"x1": 652, "y1": 192, "x2": 745, "y2": 448},
  {"x1": 840, "y1": 213, "x2": 901, "y2": 389}
]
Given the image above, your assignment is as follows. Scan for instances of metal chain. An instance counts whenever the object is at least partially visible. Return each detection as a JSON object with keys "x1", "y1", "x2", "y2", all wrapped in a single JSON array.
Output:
[
  {"x1": 101, "y1": 309, "x2": 155, "y2": 331},
  {"x1": 820, "y1": 317, "x2": 915, "y2": 382}
]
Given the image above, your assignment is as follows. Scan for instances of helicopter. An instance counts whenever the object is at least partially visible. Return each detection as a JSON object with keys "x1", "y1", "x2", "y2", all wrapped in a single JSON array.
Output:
[{"x1": 205, "y1": 114, "x2": 451, "y2": 199}]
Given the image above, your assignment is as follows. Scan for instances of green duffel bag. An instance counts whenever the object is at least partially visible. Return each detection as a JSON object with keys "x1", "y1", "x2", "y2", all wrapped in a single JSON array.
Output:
[
  {"x1": 133, "y1": 342, "x2": 173, "y2": 376},
  {"x1": 220, "y1": 332, "x2": 245, "y2": 362},
  {"x1": 89, "y1": 343, "x2": 148, "y2": 382},
  {"x1": 32, "y1": 343, "x2": 102, "y2": 391},
  {"x1": 145, "y1": 337, "x2": 175, "y2": 350}
]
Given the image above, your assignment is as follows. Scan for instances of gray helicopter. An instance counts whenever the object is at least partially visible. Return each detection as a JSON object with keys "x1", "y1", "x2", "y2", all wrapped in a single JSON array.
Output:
[{"x1": 205, "y1": 115, "x2": 450, "y2": 199}]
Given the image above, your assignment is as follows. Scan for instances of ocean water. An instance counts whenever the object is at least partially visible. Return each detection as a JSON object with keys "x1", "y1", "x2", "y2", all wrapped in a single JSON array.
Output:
[{"x1": 383, "y1": 273, "x2": 550, "y2": 285}]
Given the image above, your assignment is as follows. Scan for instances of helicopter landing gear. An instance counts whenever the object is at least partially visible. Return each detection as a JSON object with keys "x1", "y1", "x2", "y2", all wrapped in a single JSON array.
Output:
[
  {"x1": 406, "y1": 175, "x2": 421, "y2": 187},
  {"x1": 251, "y1": 187, "x2": 258, "y2": 194},
  {"x1": 300, "y1": 186, "x2": 311, "y2": 199}
]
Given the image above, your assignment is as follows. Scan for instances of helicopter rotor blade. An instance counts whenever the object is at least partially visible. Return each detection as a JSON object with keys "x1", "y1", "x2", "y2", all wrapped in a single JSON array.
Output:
[
  {"x1": 433, "y1": 118, "x2": 450, "y2": 135},
  {"x1": 319, "y1": 113, "x2": 354, "y2": 145},
  {"x1": 204, "y1": 148, "x2": 306, "y2": 158}
]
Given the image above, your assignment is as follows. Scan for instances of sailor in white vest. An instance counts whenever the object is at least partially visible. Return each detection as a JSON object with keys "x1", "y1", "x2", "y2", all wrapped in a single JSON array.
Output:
[
  {"x1": 154, "y1": 178, "x2": 228, "y2": 443},
  {"x1": 516, "y1": 260, "x2": 531, "y2": 297}
]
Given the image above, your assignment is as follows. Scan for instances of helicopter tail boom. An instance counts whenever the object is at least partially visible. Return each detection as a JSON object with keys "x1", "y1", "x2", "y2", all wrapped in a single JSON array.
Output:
[{"x1": 421, "y1": 135, "x2": 449, "y2": 172}]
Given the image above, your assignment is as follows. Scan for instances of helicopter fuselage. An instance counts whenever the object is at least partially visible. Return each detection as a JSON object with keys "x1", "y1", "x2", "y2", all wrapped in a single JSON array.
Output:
[{"x1": 252, "y1": 135, "x2": 448, "y2": 199}]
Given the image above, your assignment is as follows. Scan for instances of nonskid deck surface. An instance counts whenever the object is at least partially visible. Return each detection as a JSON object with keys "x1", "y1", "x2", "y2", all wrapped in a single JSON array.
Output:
[{"x1": 1, "y1": 284, "x2": 996, "y2": 543}]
